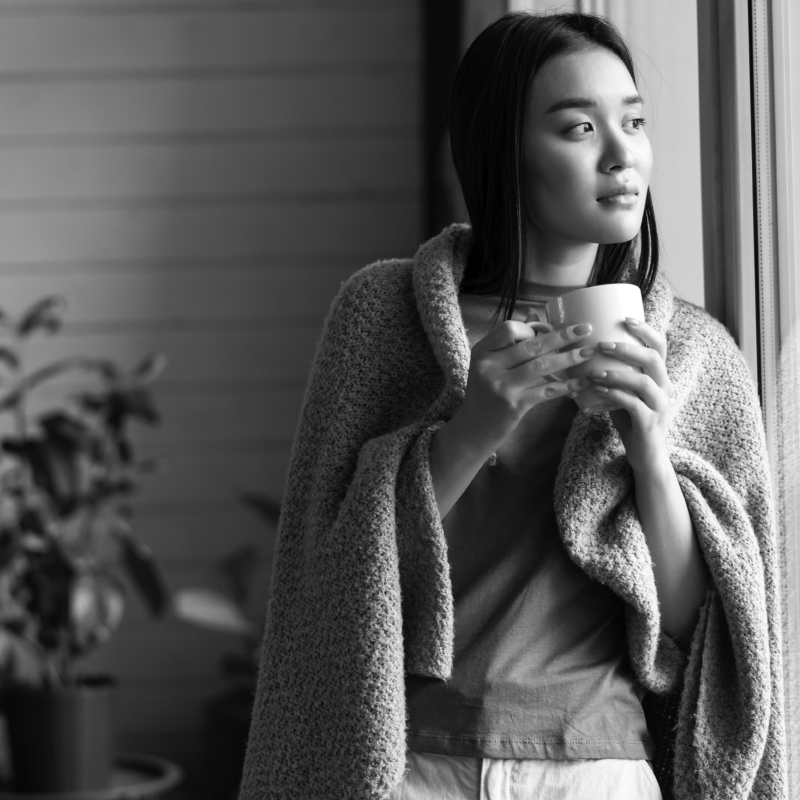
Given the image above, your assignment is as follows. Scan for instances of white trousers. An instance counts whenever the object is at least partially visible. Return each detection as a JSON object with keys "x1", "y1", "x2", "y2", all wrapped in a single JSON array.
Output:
[{"x1": 389, "y1": 750, "x2": 663, "y2": 800}]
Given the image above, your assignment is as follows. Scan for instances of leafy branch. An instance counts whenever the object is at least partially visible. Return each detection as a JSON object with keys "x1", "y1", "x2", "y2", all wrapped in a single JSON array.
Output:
[{"x1": 0, "y1": 295, "x2": 168, "y2": 688}]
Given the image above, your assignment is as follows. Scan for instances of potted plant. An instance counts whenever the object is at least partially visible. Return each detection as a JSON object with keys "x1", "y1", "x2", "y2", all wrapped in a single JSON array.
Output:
[
  {"x1": 173, "y1": 492, "x2": 280, "y2": 800},
  {"x1": 0, "y1": 295, "x2": 169, "y2": 792}
]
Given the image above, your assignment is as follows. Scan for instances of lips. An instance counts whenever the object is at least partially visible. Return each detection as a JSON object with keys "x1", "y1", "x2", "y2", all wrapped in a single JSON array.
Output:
[{"x1": 597, "y1": 183, "x2": 638, "y2": 201}]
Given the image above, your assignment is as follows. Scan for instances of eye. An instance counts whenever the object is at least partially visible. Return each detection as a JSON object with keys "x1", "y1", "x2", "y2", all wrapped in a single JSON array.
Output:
[
  {"x1": 625, "y1": 117, "x2": 647, "y2": 130},
  {"x1": 569, "y1": 122, "x2": 593, "y2": 135}
]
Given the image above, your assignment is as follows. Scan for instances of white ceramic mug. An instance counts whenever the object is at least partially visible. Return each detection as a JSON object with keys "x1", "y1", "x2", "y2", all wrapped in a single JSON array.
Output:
[{"x1": 545, "y1": 283, "x2": 645, "y2": 413}]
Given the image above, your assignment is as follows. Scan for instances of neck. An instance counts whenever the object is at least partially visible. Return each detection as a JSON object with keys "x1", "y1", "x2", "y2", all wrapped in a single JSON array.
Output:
[{"x1": 523, "y1": 232, "x2": 598, "y2": 286}]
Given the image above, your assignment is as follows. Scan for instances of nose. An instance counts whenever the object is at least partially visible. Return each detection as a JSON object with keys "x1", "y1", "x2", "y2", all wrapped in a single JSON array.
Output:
[{"x1": 599, "y1": 129, "x2": 636, "y2": 173}]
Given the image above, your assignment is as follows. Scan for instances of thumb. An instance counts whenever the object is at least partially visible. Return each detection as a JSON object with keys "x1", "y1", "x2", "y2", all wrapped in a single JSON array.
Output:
[{"x1": 528, "y1": 321, "x2": 554, "y2": 335}]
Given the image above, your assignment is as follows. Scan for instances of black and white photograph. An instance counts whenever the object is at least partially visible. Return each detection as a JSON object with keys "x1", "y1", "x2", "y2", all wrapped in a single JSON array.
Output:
[{"x1": 0, "y1": 1, "x2": 795, "y2": 799}]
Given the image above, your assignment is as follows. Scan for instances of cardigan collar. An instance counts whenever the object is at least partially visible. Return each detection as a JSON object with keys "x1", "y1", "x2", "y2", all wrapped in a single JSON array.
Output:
[{"x1": 412, "y1": 223, "x2": 675, "y2": 420}]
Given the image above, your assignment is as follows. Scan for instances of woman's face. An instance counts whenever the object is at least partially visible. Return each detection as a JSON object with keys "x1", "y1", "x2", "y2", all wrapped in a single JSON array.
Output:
[{"x1": 522, "y1": 47, "x2": 653, "y2": 251}]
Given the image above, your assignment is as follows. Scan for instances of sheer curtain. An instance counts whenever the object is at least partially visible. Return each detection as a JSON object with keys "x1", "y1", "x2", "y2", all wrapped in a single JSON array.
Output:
[
  {"x1": 696, "y1": 0, "x2": 799, "y2": 790},
  {"x1": 770, "y1": 0, "x2": 800, "y2": 789}
]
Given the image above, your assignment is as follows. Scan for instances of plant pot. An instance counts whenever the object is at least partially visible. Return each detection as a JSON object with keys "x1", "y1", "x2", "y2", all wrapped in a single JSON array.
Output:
[
  {"x1": 203, "y1": 687, "x2": 254, "y2": 800},
  {"x1": 1, "y1": 675, "x2": 116, "y2": 793}
]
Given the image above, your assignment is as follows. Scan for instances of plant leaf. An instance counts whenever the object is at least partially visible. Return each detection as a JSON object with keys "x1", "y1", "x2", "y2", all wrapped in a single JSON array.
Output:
[
  {"x1": 0, "y1": 531, "x2": 16, "y2": 569},
  {"x1": 23, "y1": 356, "x2": 120, "y2": 394},
  {"x1": 0, "y1": 346, "x2": 19, "y2": 370},
  {"x1": 239, "y1": 492, "x2": 282, "y2": 527},
  {"x1": 41, "y1": 411, "x2": 97, "y2": 452},
  {"x1": 108, "y1": 387, "x2": 161, "y2": 428},
  {"x1": 22, "y1": 545, "x2": 75, "y2": 650},
  {"x1": 118, "y1": 536, "x2": 168, "y2": 616},
  {"x1": 173, "y1": 588, "x2": 254, "y2": 635},
  {"x1": 129, "y1": 353, "x2": 168, "y2": 385},
  {"x1": 3, "y1": 437, "x2": 81, "y2": 516},
  {"x1": 17, "y1": 295, "x2": 68, "y2": 337},
  {"x1": 69, "y1": 573, "x2": 126, "y2": 654}
]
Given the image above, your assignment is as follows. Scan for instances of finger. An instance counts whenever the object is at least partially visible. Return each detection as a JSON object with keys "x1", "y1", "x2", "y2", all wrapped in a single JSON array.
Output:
[
  {"x1": 525, "y1": 376, "x2": 591, "y2": 405},
  {"x1": 590, "y1": 368, "x2": 667, "y2": 412},
  {"x1": 624, "y1": 317, "x2": 667, "y2": 361},
  {"x1": 595, "y1": 340, "x2": 669, "y2": 388},
  {"x1": 475, "y1": 320, "x2": 538, "y2": 353},
  {"x1": 499, "y1": 323, "x2": 592, "y2": 369},
  {"x1": 514, "y1": 342, "x2": 597, "y2": 383},
  {"x1": 590, "y1": 384, "x2": 650, "y2": 423}
]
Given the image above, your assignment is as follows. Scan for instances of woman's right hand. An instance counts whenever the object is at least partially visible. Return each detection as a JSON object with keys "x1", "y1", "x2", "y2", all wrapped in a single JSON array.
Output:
[
  {"x1": 455, "y1": 318, "x2": 595, "y2": 455},
  {"x1": 429, "y1": 316, "x2": 595, "y2": 520}
]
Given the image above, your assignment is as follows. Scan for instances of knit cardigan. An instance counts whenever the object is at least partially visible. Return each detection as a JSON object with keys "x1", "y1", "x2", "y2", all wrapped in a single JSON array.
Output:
[{"x1": 239, "y1": 225, "x2": 786, "y2": 800}]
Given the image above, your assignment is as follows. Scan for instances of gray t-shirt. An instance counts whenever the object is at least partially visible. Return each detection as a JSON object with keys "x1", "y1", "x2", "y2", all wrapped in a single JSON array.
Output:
[{"x1": 405, "y1": 281, "x2": 654, "y2": 760}]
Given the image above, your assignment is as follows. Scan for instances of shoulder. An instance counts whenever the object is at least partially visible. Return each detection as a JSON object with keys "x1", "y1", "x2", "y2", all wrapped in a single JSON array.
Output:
[
  {"x1": 318, "y1": 256, "x2": 434, "y2": 371},
  {"x1": 335, "y1": 257, "x2": 415, "y2": 312},
  {"x1": 669, "y1": 297, "x2": 734, "y2": 346},
  {"x1": 667, "y1": 297, "x2": 761, "y2": 425},
  {"x1": 668, "y1": 297, "x2": 751, "y2": 378},
  {"x1": 320, "y1": 257, "x2": 418, "y2": 341}
]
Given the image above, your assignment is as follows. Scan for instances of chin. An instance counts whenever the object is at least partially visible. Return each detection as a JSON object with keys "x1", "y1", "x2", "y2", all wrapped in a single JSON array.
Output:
[
  {"x1": 589, "y1": 217, "x2": 645, "y2": 244},
  {"x1": 595, "y1": 229, "x2": 641, "y2": 245}
]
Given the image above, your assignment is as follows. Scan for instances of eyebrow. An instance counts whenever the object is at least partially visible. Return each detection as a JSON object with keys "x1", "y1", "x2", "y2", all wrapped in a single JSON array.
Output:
[{"x1": 544, "y1": 94, "x2": 644, "y2": 114}]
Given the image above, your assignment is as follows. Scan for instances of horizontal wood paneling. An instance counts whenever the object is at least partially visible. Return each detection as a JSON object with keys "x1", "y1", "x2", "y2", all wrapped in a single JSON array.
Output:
[
  {"x1": 0, "y1": 135, "x2": 420, "y2": 199},
  {"x1": 15, "y1": 385, "x2": 305, "y2": 446},
  {"x1": 0, "y1": 199, "x2": 419, "y2": 262},
  {"x1": 132, "y1": 449, "x2": 291, "y2": 506},
  {"x1": 0, "y1": 252, "x2": 368, "y2": 276},
  {"x1": 111, "y1": 677, "x2": 229, "y2": 735},
  {"x1": 0, "y1": 1, "x2": 406, "y2": 13},
  {"x1": 84, "y1": 626, "x2": 246, "y2": 682},
  {"x1": 134, "y1": 504, "x2": 278, "y2": 562},
  {"x1": 83, "y1": 623, "x2": 260, "y2": 681},
  {"x1": 121, "y1": 546, "x2": 274, "y2": 623},
  {"x1": 23, "y1": 325, "x2": 322, "y2": 383},
  {"x1": 0, "y1": 266, "x2": 355, "y2": 324},
  {"x1": 141, "y1": 387, "x2": 305, "y2": 444},
  {"x1": 0, "y1": 0, "x2": 422, "y2": 766},
  {"x1": 0, "y1": 72, "x2": 418, "y2": 141},
  {"x1": 0, "y1": 10, "x2": 418, "y2": 73}
]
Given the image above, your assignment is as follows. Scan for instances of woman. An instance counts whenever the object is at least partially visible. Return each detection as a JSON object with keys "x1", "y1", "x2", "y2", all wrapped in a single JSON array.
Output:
[{"x1": 239, "y1": 12, "x2": 785, "y2": 800}]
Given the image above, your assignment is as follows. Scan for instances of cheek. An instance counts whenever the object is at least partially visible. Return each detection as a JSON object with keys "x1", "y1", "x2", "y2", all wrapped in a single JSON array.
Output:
[
  {"x1": 635, "y1": 138, "x2": 654, "y2": 185},
  {"x1": 524, "y1": 146, "x2": 590, "y2": 211}
]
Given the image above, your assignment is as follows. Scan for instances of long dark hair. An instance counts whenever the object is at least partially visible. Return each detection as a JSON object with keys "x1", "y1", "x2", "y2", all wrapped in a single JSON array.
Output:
[{"x1": 449, "y1": 12, "x2": 659, "y2": 321}]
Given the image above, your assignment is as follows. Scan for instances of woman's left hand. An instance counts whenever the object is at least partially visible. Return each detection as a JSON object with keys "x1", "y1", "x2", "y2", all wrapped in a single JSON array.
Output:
[{"x1": 589, "y1": 317, "x2": 672, "y2": 472}]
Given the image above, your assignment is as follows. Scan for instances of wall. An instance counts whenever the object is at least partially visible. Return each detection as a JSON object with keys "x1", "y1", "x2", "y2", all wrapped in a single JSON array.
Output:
[{"x1": 0, "y1": 0, "x2": 421, "y2": 784}]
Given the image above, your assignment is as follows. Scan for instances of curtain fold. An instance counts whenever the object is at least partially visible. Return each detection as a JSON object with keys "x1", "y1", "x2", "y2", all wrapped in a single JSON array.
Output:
[{"x1": 778, "y1": 337, "x2": 800, "y2": 793}]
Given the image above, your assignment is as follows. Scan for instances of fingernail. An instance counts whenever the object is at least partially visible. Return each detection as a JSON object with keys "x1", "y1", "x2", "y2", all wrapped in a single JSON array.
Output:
[
  {"x1": 572, "y1": 323, "x2": 592, "y2": 336},
  {"x1": 595, "y1": 386, "x2": 610, "y2": 394},
  {"x1": 579, "y1": 346, "x2": 595, "y2": 358},
  {"x1": 598, "y1": 341, "x2": 615, "y2": 350},
  {"x1": 625, "y1": 317, "x2": 641, "y2": 326},
  {"x1": 590, "y1": 369, "x2": 607, "y2": 379}
]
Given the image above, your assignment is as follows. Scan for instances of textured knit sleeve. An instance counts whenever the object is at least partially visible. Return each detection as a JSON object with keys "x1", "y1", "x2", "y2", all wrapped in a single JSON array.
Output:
[
  {"x1": 238, "y1": 263, "x2": 453, "y2": 800},
  {"x1": 665, "y1": 308, "x2": 786, "y2": 800},
  {"x1": 554, "y1": 301, "x2": 786, "y2": 800}
]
